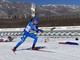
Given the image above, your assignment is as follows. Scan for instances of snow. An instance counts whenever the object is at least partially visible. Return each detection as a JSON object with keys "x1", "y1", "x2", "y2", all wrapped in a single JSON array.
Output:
[
  {"x1": 42, "y1": 4, "x2": 57, "y2": 7},
  {"x1": 0, "y1": 36, "x2": 80, "y2": 60},
  {"x1": 0, "y1": 5, "x2": 3, "y2": 8},
  {"x1": 1, "y1": 0, "x2": 9, "y2": 2}
]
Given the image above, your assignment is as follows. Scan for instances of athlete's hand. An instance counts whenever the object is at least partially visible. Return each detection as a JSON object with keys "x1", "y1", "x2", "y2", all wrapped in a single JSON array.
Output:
[{"x1": 38, "y1": 29, "x2": 44, "y2": 33}]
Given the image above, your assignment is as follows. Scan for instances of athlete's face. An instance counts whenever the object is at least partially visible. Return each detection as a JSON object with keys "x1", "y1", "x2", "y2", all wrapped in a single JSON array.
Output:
[{"x1": 32, "y1": 21, "x2": 38, "y2": 25}]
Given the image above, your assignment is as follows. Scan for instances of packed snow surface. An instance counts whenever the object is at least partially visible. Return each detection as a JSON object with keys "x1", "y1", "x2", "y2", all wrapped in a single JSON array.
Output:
[{"x1": 0, "y1": 36, "x2": 80, "y2": 60}]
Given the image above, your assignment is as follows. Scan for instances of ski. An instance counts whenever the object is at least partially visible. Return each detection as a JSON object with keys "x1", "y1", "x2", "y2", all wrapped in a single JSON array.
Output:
[
  {"x1": 13, "y1": 46, "x2": 55, "y2": 53},
  {"x1": 26, "y1": 48, "x2": 54, "y2": 53},
  {"x1": 30, "y1": 49, "x2": 54, "y2": 53}
]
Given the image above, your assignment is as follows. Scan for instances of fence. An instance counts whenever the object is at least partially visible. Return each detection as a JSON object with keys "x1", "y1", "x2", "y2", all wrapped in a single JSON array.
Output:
[{"x1": 0, "y1": 27, "x2": 80, "y2": 36}]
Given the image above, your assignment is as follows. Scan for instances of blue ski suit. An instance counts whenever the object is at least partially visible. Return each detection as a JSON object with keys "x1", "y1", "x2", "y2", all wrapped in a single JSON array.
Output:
[{"x1": 16, "y1": 22, "x2": 43, "y2": 47}]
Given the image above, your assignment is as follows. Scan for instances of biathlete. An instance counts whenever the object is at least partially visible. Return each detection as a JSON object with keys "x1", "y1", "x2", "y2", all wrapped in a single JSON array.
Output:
[
  {"x1": 0, "y1": 36, "x2": 14, "y2": 42},
  {"x1": 12, "y1": 17, "x2": 44, "y2": 52}
]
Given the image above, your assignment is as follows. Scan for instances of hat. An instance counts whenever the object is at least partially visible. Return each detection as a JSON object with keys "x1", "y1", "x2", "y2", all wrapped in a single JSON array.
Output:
[{"x1": 33, "y1": 17, "x2": 39, "y2": 22}]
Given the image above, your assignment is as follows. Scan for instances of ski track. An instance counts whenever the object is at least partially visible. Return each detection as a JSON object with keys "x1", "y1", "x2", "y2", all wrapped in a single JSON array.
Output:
[{"x1": 0, "y1": 36, "x2": 80, "y2": 60}]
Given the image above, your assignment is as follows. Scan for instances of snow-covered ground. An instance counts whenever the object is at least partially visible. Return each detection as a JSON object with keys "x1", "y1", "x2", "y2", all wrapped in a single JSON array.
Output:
[{"x1": 0, "y1": 36, "x2": 80, "y2": 60}]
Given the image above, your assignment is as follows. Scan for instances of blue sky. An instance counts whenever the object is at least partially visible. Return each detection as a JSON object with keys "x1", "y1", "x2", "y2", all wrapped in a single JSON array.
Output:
[{"x1": 9, "y1": 0, "x2": 80, "y2": 5}]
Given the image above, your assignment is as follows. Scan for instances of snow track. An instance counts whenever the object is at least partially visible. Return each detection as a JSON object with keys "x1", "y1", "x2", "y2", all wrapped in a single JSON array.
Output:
[{"x1": 0, "y1": 36, "x2": 80, "y2": 60}]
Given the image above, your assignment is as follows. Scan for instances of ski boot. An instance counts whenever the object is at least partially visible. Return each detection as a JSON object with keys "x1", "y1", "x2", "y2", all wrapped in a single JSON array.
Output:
[
  {"x1": 32, "y1": 44, "x2": 38, "y2": 50},
  {"x1": 12, "y1": 46, "x2": 18, "y2": 52}
]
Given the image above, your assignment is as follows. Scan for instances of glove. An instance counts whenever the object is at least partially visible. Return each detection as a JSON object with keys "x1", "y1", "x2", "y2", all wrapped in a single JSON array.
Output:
[
  {"x1": 38, "y1": 29, "x2": 44, "y2": 33},
  {"x1": 36, "y1": 30, "x2": 39, "y2": 33}
]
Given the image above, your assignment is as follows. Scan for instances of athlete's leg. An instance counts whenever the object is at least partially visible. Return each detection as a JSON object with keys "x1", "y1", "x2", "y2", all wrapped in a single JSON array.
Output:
[
  {"x1": 16, "y1": 34, "x2": 28, "y2": 47},
  {"x1": 12, "y1": 30, "x2": 28, "y2": 51},
  {"x1": 12, "y1": 34, "x2": 28, "y2": 52},
  {"x1": 29, "y1": 33, "x2": 38, "y2": 44},
  {"x1": 29, "y1": 33, "x2": 38, "y2": 49}
]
